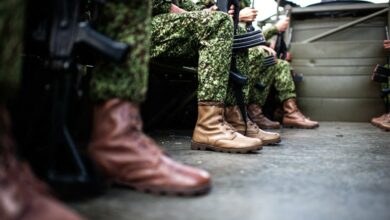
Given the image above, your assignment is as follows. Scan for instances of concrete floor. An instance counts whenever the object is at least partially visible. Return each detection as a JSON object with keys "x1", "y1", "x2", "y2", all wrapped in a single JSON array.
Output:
[{"x1": 70, "y1": 122, "x2": 390, "y2": 220}]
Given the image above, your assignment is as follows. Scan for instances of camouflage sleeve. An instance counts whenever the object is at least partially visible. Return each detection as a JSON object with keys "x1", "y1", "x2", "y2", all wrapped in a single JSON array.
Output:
[
  {"x1": 177, "y1": 0, "x2": 202, "y2": 11},
  {"x1": 152, "y1": 0, "x2": 172, "y2": 15},
  {"x1": 263, "y1": 25, "x2": 279, "y2": 40},
  {"x1": 237, "y1": 25, "x2": 247, "y2": 34}
]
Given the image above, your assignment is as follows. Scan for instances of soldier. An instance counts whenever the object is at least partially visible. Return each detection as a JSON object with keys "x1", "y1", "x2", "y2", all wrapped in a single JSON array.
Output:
[
  {"x1": 371, "y1": 39, "x2": 390, "y2": 131},
  {"x1": 150, "y1": 0, "x2": 274, "y2": 153},
  {"x1": 237, "y1": 0, "x2": 320, "y2": 129},
  {"x1": 88, "y1": 0, "x2": 213, "y2": 196},
  {"x1": 0, "y1": 0, "x2": 84, "y2": 219}
]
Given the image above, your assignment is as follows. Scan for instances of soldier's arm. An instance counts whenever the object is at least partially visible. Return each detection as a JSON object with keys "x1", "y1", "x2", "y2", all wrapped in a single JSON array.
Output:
[
  {"x1": 264, "y1": 17, "x2": 290, "y2": 39},
  {"x1": 263, "y1": 25, "x2": 279, "y2": 40}
]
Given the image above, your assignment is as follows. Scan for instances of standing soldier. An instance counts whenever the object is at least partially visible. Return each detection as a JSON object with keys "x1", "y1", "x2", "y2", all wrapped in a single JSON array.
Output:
[{"x1": 0, "y1": 0, "x2": 84, "y2": 219}]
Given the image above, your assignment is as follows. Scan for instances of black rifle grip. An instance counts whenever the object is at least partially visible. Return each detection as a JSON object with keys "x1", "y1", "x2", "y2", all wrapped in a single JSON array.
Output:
[{"x1": 77, "y1": 22, "x2": 130, "y2": 63}]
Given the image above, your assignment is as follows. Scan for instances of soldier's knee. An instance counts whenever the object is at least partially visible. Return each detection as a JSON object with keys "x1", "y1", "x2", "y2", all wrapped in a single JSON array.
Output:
[{"x1": 277, "y1": 59, "x2": 289, "y2": 68}]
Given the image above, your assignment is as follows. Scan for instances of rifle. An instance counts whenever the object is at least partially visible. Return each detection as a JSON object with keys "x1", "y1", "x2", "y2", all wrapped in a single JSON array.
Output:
[
  {"x1": 217, "y1": 0, "x2": 267, "y2": 133},
  {"x1": 18, "y1": 0, "x2": 130, "y2": 194},
  {"x1": 216, "y1": 0, "x2": 266, "y2": 51},
  {"x1": 274, "y1": 7, "x2": 291, "y2": 60},
  {"x1": 372, "y1": 64, "x2": 390, "y2": 83},
  {"x1": 245, "y1": 0, "x2": 256, "y2": 32}
]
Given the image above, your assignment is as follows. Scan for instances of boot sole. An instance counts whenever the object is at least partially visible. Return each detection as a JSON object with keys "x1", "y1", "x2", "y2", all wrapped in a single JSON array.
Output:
[
  {"x1": 114, "y1": 180, "x2": 211, "y2": 197},
  {"x1": 371, "y1": 122, "x2": 390, "y2": 131},
  {"x1": 262, "y1": 137, "x2": 281, "y2": 146},
  {"x1": 283, "y1": 124, "x2": 319, "y2": 129},
  {"x1": 259, "y1": 126, "x2": 281, "y2": 130},
  {"x1": 190, "y1": 141, "x2": 262, "y2": 153}
]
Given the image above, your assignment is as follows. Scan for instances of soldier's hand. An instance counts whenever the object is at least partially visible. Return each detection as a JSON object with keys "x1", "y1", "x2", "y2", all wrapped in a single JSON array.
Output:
[
  {"x1": 239, "y1": 7, "x2": 258, "y2": 22},
  {"x1": 259, "y1": 45, "x2": 277, "y2": 58},
  {"x1": 170, "y1": 4, "x2": 187, "y2": 13},
  {"x1": 228, "y1": 5, "x2": 235, "y2": 17},
  {"x1": 384, "y1": 40, "x2": 390, "y2": 50},
  {"x1": 275, "y1": 16, "x2": 290, "y2": 32}
]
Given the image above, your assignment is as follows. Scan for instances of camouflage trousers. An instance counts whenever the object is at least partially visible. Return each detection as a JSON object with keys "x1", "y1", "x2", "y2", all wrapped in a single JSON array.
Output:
[
  {"x1": 151, "y1": 11, "x2": 233, "y2": 102},
  {"x1": 91, "y1": 0, "x2": 151, "y2": 102},
  {"x1": 246, "y1": 47, "x2": 296, "y2": 106},
  {"x1": 225, "y1": 47, "x2": 296, "y2": 106},
  {"x1": 0, "y1": 0, "x2": 24, "y2": 102}
]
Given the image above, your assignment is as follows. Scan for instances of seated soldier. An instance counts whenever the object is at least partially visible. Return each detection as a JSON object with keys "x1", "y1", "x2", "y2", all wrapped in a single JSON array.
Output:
[
  {"x1": 88, "y1": 0, "x2": 214, "y2": 196},
  {"x1": 371, "y1": 39, "x2": 390, "y2": 131},
  {"x1": 150, "y1": 0, "x2": 272, "y2": 152},
  {"x1": 0, "y1": 0, "x2": 84, "y2": 218},
  {"x1": 238, "y1": 1, "x2": 319, "y2": 129}
]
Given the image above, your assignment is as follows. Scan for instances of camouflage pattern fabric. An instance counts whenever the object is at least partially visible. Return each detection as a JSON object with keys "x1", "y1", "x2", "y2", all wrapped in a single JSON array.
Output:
[
  {"x1": 224, "y1": 51, "x2": 250, "y2": 106},
  {"x1": 151, "y1": 10, "x2": 234, "y2": 102},
  {"x1": 273, "y1": 59, "x2": 296, "y2": 102},
  {"x1": 243, "y1": 47, "x2": 269, "y2": 106},
  {"x1": 263, "y1": 26, "x2": 278, "y2": 41},
  {"x1": 0, "y1": 0, "x2": 24, "y2": 102},
  {"x1": 248, "y1": 54, "x2": 296, "y2": 105},
  {"x1": 91, "y1": 0, "x2": 151, "y2": 102}
]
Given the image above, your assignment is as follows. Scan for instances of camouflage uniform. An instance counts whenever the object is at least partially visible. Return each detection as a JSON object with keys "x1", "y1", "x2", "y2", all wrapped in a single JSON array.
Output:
[
  {"x1": 151, "y1": 0, "x2": 234, "y2": 102},
  {"x1": 0, "y1": 0, "x2": 24, "y2": 103},
  {"x1": 194, "y1": 0, "x2": 296, "y2": 106},
  {"x1": 91, "y1": 0, "x2": 152, "y2": 102},
  {"x1": 239, "y1": 0, "x2": 296, "y2": 106}
]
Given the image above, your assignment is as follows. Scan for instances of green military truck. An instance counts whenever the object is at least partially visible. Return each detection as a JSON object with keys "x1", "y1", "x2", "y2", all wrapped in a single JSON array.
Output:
[{"x1": 286, "y1": 0, "x2": 389, "y2": 121}]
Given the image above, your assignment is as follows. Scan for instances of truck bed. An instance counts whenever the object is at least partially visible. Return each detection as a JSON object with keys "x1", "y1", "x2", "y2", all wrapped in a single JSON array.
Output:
[{"x1": 70, "y1": 122, "x2": 390, "y2": 220}]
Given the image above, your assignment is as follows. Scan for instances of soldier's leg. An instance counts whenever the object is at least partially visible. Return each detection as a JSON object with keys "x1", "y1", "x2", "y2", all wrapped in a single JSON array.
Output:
[
  {"x1": 372, "y1": 65, "x2": 390, "y2": 130},
  {"x1": 224, "y1": 49, "x2": 280, "y2": 145},
  {"x1": 88, "y1": 1, "x2": 211, "y2": 196},
  {"x1": 91, "y1": 0, "x2": 151, "y2": 102},
  {"x1": 274, "y1": 60, "x2": 319, "y2": 129},
  {"x1": 273, "y1": 60, "x2": 296, "y2": 102},
  {"x1": 151, "y1": 11, "x2": 232, "y2": 101},
  {"x1": 240, "y1": 48, "x2": 281, "y2": 130},
  {"x1": 0, "y1": 1, "x2": 84, "y2": 219},
  {"x1": 151, "y1": 11, "x2": 262, "y2": 153}
]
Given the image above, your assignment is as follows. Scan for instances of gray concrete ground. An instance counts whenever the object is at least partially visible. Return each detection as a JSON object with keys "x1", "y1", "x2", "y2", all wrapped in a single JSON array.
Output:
[{"x1": 70, "y1": 122, "x2": 390, "y2": 220}]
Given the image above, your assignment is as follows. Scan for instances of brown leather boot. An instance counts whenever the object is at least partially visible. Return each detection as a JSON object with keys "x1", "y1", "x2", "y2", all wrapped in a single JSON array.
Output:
[
  {"x1": 88, "y1": 99, "x2": 211, "y2": 196},
  {"x1": 225, "y1": 105, "x2": 281, "y2": 145},
  {"x1": 371, "y1": 113, "x2": 390, "y2": 127},
  {"x1": 0, "y1": 160, "x2": 84, "y2": 220},
  {"x1": 191, "y1": 102, "x2": 262, "y2": 153},
  {"x1": 0, "y1": 105, "x2": 15, "y2": 164},
  {"x1": 378, "y1": 121, "x2": 390, "y2": 131},
  {"x1": 282, "y1": 99, "x2": 319, "y2": 129},
  {"x1": 376, "y1": 113, "x2": 390, "y2": 131},
  {"x1": 247, "y1": 104, "x2": 281, "y2": 129}
]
